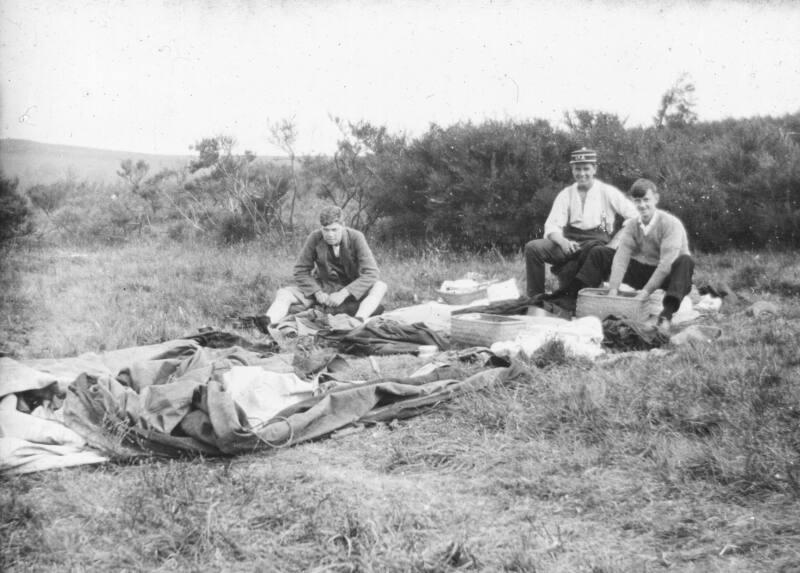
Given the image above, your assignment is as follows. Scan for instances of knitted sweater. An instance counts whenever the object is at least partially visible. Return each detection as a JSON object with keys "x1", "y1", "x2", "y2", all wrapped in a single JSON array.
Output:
[{"x1": 608, "y1": 210, "x2": 691, "y2": 293}]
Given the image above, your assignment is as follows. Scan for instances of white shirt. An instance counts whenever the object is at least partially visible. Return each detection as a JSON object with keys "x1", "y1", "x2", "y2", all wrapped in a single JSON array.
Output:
[
  {"x1": 638, "y1": 211, "x2": 659, "y2": 236},
  {"x1": 543, "y1": 179, "x2": 639, "y2": 239}
]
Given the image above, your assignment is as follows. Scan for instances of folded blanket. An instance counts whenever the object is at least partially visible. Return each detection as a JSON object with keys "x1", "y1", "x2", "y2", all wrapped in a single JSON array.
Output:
[{"x1": 330, "y1": 318, "x2": 449, "y2": 356}]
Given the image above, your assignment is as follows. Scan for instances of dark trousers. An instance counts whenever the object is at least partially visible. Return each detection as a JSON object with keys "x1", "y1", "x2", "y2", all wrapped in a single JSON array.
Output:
[
  {"x1": 524, "y1": 227, "x2": 610, "y2": 297},
  {"x1": 576, "y1": 246, "x2": 695, "y2": 308},
  {"x1": 524, "y1": 238, "x2": 570, "y2": 297}
]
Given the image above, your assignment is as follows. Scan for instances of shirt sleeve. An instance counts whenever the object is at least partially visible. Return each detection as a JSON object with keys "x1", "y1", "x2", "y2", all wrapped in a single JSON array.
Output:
[
  {"x1": 344, "y1": 231, "x2": 380, "y2": 299},
  {"x1": 608, "y1": 186, "x2": 639, "y2": 220},
  {"x1": 608, "y1": 223, "x2": 635, "y2": 290},
  {"x1": 643, "y1": 217, "x2": 685, "y2": 293},
  {"x1": 543, "y1": 189, "x2": 570, "y2": 238},
  {"x1": 293, "y1": 232, "x2": 323, "y2": 296}
]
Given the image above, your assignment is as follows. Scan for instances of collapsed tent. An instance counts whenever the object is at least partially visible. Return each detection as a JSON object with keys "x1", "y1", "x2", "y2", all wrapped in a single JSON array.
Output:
[
  {"x1": 1, "y1": 282, "x2": 725, "y2": 476},
  {"x1": 0, "y1": 332, "x2": 527, "y2": 475}
]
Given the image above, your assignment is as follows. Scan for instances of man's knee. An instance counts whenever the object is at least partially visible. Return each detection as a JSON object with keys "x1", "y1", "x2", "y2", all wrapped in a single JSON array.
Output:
[
  {"x1": 524, "y1": 238, "x2": 549, "y2": 261},
  {"x1": 586, "y1": 245, "x2": 614, "y2": 264},
  {"x1": 274, "y1": 286, "x2": 310, "y2": 309},
  {"x1": 267, "y1": 286, "x2": 307, "y2": 323},
  {"x1": 356, "y1": 280, "x2": 387, "y2": 319},
  {"x1": 274, "y1": 286, "x2": 298, "y2": 302},
  {"x1": 369, "y1": 280, "x2": 388, "y2": 296}
]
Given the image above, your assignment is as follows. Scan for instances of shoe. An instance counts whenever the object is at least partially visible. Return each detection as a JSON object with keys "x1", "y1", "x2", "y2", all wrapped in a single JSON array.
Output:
[
  {"x1": 540, "y1": 290, "x2": 563, "y2": 301},
  {"x1": 541, "y1": 301, "x2": 574, "y2": 319},
  {"x1": 254, "y1": 316, "x2": 272, "y2": 333},
  {"x1": 550, "y1": 295, "x2": 577, "y2": 312}
]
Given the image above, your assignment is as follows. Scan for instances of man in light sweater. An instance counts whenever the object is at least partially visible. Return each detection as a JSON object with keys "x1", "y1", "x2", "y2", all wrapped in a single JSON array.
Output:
[
  {"x1": 524, "y1": 148, "x2": 638, "y2": 298},
  {"x1": 554, "y1": 178, "x2": 694, "y2": 328}
]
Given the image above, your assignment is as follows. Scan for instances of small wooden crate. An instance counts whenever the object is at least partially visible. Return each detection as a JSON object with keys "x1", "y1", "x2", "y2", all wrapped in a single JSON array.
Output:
[
  {"x1": 576, "y1": 288, "x2": 662, "y2": 321},
  {"x1": 437, "y1": 287, "x2": 488, "y2": 306},
  {"x1": 450, "y1": 313, "x2": 528, "y2": 347}
]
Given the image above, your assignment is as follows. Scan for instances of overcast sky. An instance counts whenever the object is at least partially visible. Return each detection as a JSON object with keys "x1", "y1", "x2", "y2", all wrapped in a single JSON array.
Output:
[{"x1": 1, "y1": 0, "x2": 799, "y2": 156}]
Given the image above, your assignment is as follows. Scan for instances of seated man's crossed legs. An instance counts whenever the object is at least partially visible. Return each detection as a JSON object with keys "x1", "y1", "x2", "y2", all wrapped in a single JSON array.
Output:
[{"x1": 266, "y1": 281, "x2": 387, "y2": 325}]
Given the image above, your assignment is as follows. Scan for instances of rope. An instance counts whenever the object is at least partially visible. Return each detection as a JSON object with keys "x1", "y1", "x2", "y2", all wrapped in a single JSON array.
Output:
[{"x1": 247, "y1": 416, "x2": 294, "y2": 449}]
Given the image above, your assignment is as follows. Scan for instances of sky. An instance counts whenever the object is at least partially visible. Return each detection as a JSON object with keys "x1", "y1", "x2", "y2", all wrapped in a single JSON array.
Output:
[{"x1": 1, "y1": 0, "x2": 799, "y2": 156}]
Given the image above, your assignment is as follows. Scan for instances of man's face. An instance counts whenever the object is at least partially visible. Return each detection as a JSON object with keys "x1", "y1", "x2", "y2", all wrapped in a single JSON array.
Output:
[
  {"x1": 632, "y1": 189, "x2": 659, "y2": 224},
  {"x1": 321, "y1": 222, "x2": 344, "y2": 245},
  {"x1": 571, "y1": 163, "x2": 597, "y2": 190}
]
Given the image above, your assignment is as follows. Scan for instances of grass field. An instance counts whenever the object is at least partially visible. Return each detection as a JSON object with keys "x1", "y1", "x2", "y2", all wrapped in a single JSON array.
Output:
[{"x1": 2, "y1": 238, "x2": 800, "y2": 572}]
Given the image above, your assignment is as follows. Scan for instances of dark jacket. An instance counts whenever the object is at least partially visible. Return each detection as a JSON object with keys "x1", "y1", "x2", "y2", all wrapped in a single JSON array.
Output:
[{"x1": 293, "y1": 227, "x2": 379, "y2": 299}]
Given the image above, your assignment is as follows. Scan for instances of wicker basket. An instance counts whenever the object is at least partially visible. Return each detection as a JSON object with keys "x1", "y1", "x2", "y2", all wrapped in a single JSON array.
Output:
[
  {"x1": 437, "y1": 287, "x2": 489, "y2": 306},
  {"x1": 450, "y1": 313, "x2": 528, "y2": 347},
  {"x1": 576, "y1": 288, "x2": 662, "y2": 321}
]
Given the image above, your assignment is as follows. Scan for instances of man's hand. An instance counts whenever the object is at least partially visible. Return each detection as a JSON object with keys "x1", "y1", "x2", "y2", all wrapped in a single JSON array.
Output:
[
  {"x1": 558, "y1": 237, "x2": 579, "y2": 256},
  {"x1": 634, "y1": 290, "x2": 650, "y2": 302},
  {"x1": 327, "y1": 288, "x2": 350, "y2": 307},
  {"x1": 314, "y1": 291, "x2": 330, "y2": 306},
  {"x1": 548, "y1": 232, "x2": 579, "y2": 256}
]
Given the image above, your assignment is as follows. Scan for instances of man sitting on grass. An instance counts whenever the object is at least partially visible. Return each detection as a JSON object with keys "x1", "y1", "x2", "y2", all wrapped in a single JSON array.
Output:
[
  {"x1": 552, "y1": 178, "x2": 694, "y2": 330},
  {"x1": 263, "y1": 205, "x2": 387, "y2": 327}
]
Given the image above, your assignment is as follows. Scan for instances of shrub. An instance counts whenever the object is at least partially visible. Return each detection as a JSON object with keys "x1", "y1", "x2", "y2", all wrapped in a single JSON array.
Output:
[
  {"x1": 26, "y1": 178, "x2": 142, "y2": 244},
  {"x1": 0, "y1": 174, "x2": 34, "y2": 242},
  {"x1": 305, "y1": 112, "x2": 800, "y2": 253},
  {"x1": 217, "y1": 212, "x2": 258, "y2": 244},
  {"x1": 27, "y1": 181, "x2": 69, "y2": 214}
]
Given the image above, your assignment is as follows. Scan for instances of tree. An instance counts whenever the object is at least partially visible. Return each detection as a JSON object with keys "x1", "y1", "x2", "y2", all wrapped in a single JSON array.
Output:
[
  {"x1": 116, "y1": 159, "x2": 163, "y2": 230},
  {"x1": 184, "y1": 135, "x2": 290, "y2": 241},
  {"x1": 654, "y1": 73, "x2": 698, "y2": 129},
  {"x1": 305, "y1": 118, "x2": 404, "y2": 231},
  {"x1": 562, "y1": 109, "x2": 641, "y2": 188},
  {"x1": 269, "y1": 118, "x2": 299, "y2": 230},
  {"x1": 117, "y1": 159, "x2": 149, "y2": 193}
]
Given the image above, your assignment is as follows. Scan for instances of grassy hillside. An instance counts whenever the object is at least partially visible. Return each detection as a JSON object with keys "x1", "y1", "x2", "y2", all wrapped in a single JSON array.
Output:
[
  {"x1": 0, "y1": 138, "x2": 191, "y2": 187},
  {"x1": 0, "y1": 138, "x2": 289, "y2": 188},
  {"x1": 1, "y1": 239, "x2": 799, "y2": 571}
]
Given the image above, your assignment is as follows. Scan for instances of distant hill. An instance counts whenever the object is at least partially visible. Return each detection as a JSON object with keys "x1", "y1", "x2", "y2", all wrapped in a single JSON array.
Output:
[{"x1": 0, "y1": 138, "x2": 289, "y2": 188}]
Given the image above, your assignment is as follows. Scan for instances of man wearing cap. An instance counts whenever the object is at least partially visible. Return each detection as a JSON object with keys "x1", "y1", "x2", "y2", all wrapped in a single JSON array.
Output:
[
  {"x1": 554, "y1": 178, "x2": 694, "y2": 329},
  {"x1": 524, "y1": 148, "x2": 638, "y2": 298},
  {"x1": 263, "y1": 205, "x2": 387, "y2": 326}
]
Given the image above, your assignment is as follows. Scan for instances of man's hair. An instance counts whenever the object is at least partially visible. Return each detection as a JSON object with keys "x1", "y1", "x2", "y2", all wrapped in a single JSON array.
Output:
[
  {"x1": 319, "y1": 205, "x2": 344, "y2": 226},
  {"x1": 629, "y1": 178, "x2": 658, "y2": 198}
]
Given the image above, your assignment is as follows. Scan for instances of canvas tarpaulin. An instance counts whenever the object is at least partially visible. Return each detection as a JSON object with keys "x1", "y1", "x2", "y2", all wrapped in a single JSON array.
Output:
[
  {"x1": 63, "y1": 361, "x2": 526, "y2": 457},
  {"x1": 1, "y1": 333, "x2": 528, "y2": 474}
]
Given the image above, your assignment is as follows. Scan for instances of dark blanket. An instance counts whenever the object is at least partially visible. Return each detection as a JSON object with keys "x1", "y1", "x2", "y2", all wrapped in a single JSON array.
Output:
[
  {"x1": 184, "y1": 330, "x2": 278, "y2": 353},
  {"x1": 602, "y1": 315, "x2": 670, "y2": 351},
  {"x1": 326, "y1": 318, "x2": 450, "y2": 356},
  {"x1": 451, "y1": 296, "x2": 533, "y2": 317},
  {"x1": 450, "y1": 296, "x2": 573, "y2": 320}
]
